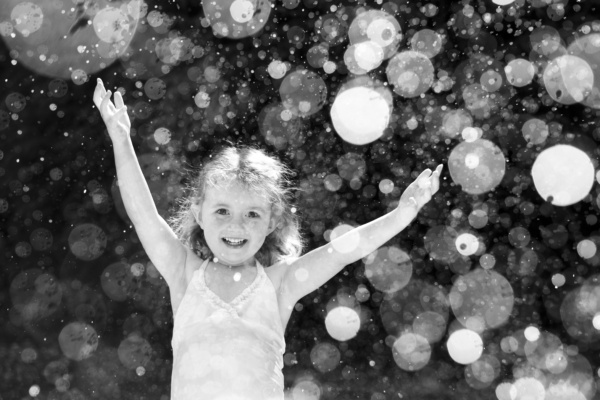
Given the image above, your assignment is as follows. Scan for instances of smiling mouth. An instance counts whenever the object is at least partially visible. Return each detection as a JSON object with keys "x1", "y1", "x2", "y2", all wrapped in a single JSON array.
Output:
[{"x1": 222, "y1": 237, "x2": 248, "y2": 247}]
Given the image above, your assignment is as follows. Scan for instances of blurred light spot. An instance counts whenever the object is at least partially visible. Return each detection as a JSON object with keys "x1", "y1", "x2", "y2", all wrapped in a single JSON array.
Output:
[
  {"x1": 522, "y1": 118, "x2": 548, "y2": 145},
  {"x1": 101, "y1": 261, "x2": 134, "y2": 302},
  {"x1": 479, "y1": 253, "x2": 496, "y2": 270},
  {"x1": 153, "y1": 127, "x2": 171, "y2": 145},
  {"x1": 6, "y1": 92, "x2": 26, "y2": 112},
  {"x1": 348, "y1": 9, "x2": 401, "y2": 60},
  {"x1": 291, "y1": 379, "x2": 321, "y2": 400},
  {"x1": 410, "y1": 29, "x2": 442, "y2": 58},
  {"x1": 379, "y1": 179, "x2": 394, "y2": 194},
  {"x1": 508, "y1": 227, "x2": 530, "y2": 248},
  {"x1": 323, "y1": 174, "x2": 342, "y2": 192},
  {"x1": 144, "y1": 77, "x2": 166, "y2": 100},
  {"x1": 58, "y1": 322, "x2": 98, "y2": 361},
  {"x1": 450, "y1": 268, "x2": 514, "y2": 332},
  {"x1": 447, "y1": 329, "x2": 483, "y2": 364},
  {"x1": 71, "y1": 69, "x2": 88, "y2": 85},
  {"x1": 306, "y1": 43, "x2": 329, "y2": 68},
  {"x1": 480, "y1": 70, "x2": 502, "y2": 92},
  {"x1": 531, "y1": 144, "x2": 594, "y2": 206},
  {"x1": 68, "y1": 223, "x2": 107, "y2": 261},
  {"x1": 513, "y1": 377, "x2": 545, "y2": 400},
  {"x1": 552, "y1": 273, "x2": 565, "y2": 288},
  {"x1": 364, "y1": 246, "x2": 412, "y2": 293},
  {"x1": 505, "y1": 58, "x2": 535, "y2": 87},
  {"x1": 325, "y1": 306, "x2": 361, "y2": 341},
  {"x1": 229, "y1": 0, "x2": 255, "y2": 23},
  {"x1": 93, "y1": 7, "x2": 131, "y2": 43},
  {"x1": 577, "y1": 239, "x2": 597, "y2": 259},
  {"x1": 279, "y1": 69, "x2": 327, "y2": 117},
  {"x1": 568, "y1": 33, "x2": 600, "y2": 109},
  {"x1": 203, "y1": 0, "x2": 272, "y2": 39},
  {"x1": 448, "y1": 139, "x2": 506, "y2": 195},
  {"x1": 258, "y1": 102, "x2": 305, "y2": 150},
  {"x1": 323, "y1": 61, "x2": 336, "y2": 74},
  {"x1": 29, "y1": 384, "x2": 40, "y2": 397},
  {"x1": 424, "y1": 225, "x2": 460, "y2": 262},
  {"x1": 495, "y1": 382, "x2": 514, "y2": 400},
  {"x1": 524, "y1": 326, "x2": 541, "y2": 341},
  {"x1": 412, "y1": 311, "x2": 447, "y2": 343},
  {"x1": 21, "y1": 347, "x2": 37, "y2": 363},
  {"x1": 10, "y1": 269, "x2": 62, "y2": 322},
  {"x1": 455, "y1": 232, "x2": 480, "y2": 256},
  {"x1": 386, "y1": 51, "x2": 434, "y2": 98},
  {"x1": 543, "y1": 55, "x2": 594, "y2": 105},
  {"x1": 118, "y1": 335, "x2": 152, "y2": 369},
  {"x1": 442, "y1": 109, "x2": 473, "y2": 138},
  {"x1": 593, "y1": 314, "x2": 600, "y2": 330},
  {"x1": 465, "y1": 354, "x2": 500, "y2": 389},
  {"x1": 336, "y1": 152, "x2": 366, "y2": 181},
  {"x1": 310, "y1": 342, "x2": 340, "y2": 372},
  {"x1": 344, "y1": 41, "x2": 384, "y2": 74},
  {"x1": 560, "y1": 274, "x2": 600, "y2": 342},
  {"x1": 392, "y1": 332, "x2": 431, "y2": 371},
  {"x1": 330, "y1": 83, "x2": 391, "y2": 145},
  {"x1": 381, "y1": 280, "x2": 449, "y2": 340},
  {"x1": 267, "y1": 60, "x2": 287, "y2": 79},
  {"x1": 461, "y1": 127, "x2": 480, "y2": 142},
  {"x1": 11, "y1": 2, "x2": 43, "y2": 37},
  {"x1": 468, "y1": 209, "x2": 488, "y2": 229}
]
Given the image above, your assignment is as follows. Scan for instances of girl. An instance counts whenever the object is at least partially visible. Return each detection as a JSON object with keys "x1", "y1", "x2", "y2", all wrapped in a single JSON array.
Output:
[{"x1": 93, "y1": 78, "x2": 442, "y2": 400}]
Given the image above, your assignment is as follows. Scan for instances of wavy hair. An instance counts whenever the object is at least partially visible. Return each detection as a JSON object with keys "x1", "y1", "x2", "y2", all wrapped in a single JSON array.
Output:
[{"x1": 169, "y1": 146, "x2": 303, "y2": 266}]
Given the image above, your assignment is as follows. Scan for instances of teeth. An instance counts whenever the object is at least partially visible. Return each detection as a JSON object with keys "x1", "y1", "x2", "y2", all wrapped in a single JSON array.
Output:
[{"x1": 223, "y1": 237, "x2": 245, "y2": 245}]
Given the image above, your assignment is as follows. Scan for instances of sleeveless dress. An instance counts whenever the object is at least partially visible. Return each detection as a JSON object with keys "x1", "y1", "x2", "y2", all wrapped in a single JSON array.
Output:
[{"x1": 171, "y1": 259, "x2": 285, "y2": 400}]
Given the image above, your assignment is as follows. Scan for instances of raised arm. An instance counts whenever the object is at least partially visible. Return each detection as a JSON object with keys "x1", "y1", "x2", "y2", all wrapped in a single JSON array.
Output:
[
  {"x1": 278, "y1": 166, "x2": 442, "y2": 303},
  {"x1": 93, "y1": 79, "x2": 188, "y2": 292}
]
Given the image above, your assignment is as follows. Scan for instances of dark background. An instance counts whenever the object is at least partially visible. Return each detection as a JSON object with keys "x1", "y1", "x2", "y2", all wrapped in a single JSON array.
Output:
[{"x1": 2, "y1": 0, "x2": 600, "y2": 399}]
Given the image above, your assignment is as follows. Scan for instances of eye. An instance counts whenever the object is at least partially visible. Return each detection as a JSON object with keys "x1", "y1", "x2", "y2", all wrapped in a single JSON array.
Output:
[
  {"x1": 247, "y1": 211, "x2": 261, "y2": 218},
  {"x1": 216, "y1": 208, "x2": 228, "y2": 215}
]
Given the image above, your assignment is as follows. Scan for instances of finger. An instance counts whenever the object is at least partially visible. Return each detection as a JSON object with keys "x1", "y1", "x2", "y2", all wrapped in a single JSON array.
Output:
[
  {"x1": 431, "y1": 176, "x2": 440, "y2": 193},
  {"x1": 114, "y1": 90, "x2": 125, "y2": 109},
  {"x1": 415, "y1": 169, "x2": 432, "y2": 182},
  {"x1": 100, "y1": 90, "x2": 113, "y2": 113},
  {"x1": 93, "y1": 79, "x2": 106, "y2": 106}
]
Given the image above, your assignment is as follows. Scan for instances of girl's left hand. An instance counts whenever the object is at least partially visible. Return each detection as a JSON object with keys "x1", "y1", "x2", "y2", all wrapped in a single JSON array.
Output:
[{"x1": 399, "y1": 164, "x2": 443, "y2": 213}]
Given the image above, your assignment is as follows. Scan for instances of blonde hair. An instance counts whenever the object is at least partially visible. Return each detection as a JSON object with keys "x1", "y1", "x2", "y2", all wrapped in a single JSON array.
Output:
[{"x1": 169, "y1": 145, "x2": 303, "y2": 266}]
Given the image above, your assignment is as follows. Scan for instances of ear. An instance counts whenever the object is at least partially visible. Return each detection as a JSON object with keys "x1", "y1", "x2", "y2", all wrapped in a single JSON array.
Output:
[
  {"x1": 267, "y1": 215, "x2": 279, "y2": 235},
  {"x1": 191, "y1": 202, "x2": 204, "y2": 229}
]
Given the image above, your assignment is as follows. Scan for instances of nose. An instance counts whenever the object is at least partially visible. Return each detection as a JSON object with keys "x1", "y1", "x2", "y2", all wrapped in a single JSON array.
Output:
[{"x1": 227, "y1": 213, "x2": 246, "y2": 231}]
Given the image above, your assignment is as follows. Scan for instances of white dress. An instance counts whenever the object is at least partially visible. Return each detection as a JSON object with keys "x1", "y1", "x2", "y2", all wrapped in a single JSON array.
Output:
[{"x1": 171, "y1": 259, "x2": 285, "y2": 400}]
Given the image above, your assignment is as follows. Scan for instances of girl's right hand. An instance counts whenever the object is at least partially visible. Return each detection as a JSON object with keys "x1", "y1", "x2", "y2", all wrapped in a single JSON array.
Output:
[{"x1": 93, "y1": 78, "x2": 131, "y2": 142}]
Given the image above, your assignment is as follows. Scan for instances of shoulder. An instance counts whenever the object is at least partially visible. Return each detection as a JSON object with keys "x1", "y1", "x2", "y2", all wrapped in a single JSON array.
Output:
[
  {"x1": 263, "y1": 257, "x2": 298, "y2": 292},
  {"x1": 183, "y1": 247, "x2": 205, "y2": 286}
]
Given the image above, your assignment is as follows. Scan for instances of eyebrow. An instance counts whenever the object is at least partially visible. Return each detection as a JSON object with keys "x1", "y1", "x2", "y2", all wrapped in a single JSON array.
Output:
[{"x1": 211, "y1": 202, "x2": 269, "y2": 213}]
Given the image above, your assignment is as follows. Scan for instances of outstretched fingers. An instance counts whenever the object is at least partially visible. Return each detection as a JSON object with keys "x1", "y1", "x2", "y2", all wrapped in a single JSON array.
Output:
[
  {"x1": 93, "y1": 79, "x2": 106, "y2": 107},
  {"x1": 114, "y1": 90, "x2": 125, "y2": 109},
  {"x1": 431, "y1": 164, "x2": 443, "y2": 193},
  {"x1": 99, "y1": 89, "x2": 114, "y2": 116}
]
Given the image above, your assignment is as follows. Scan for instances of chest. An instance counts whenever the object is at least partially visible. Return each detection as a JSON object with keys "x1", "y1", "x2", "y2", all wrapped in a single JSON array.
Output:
[{"x1": 204, "y1": 266, "x2": 258, "y2": 303}]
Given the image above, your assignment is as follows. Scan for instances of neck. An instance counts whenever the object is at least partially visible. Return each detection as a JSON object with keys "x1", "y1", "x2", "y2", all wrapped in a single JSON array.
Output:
[{"x1": 213, "y1": 257, "x2": 255, "y2": 269}]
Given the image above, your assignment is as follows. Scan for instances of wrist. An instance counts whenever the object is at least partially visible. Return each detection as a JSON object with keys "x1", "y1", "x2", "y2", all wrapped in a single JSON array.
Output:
[{"x1": 393, "y1": 203, "x2": 418, "y2": 225}]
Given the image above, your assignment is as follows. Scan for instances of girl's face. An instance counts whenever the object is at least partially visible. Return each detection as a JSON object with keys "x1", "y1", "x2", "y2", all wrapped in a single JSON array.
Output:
[{"x1": 194, "y1": 181, "x2": 277, "y2": 267}]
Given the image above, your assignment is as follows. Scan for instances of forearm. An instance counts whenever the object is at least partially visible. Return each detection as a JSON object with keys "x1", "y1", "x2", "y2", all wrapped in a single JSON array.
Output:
[
  {"x1": 112, "y1": 136, "x2": 160, "y2": 225},
  {"x1": 329, "y1": 205, "x2": 417, "y2": 265}
]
